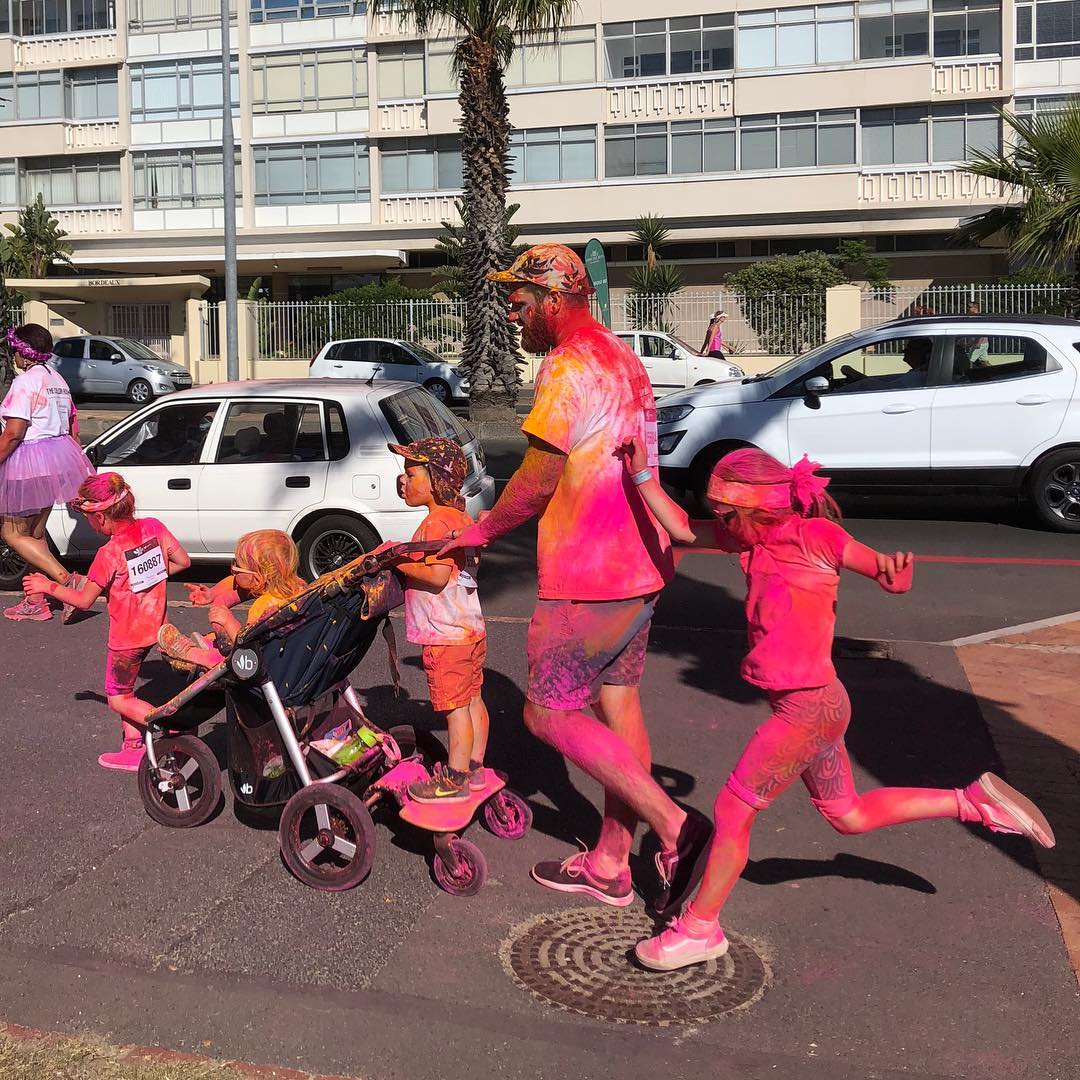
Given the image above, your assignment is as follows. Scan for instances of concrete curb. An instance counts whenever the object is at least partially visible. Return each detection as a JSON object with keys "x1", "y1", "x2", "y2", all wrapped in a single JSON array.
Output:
[{"x1": 0, "y1": 1022, "x2": 357, "y2": 1080}]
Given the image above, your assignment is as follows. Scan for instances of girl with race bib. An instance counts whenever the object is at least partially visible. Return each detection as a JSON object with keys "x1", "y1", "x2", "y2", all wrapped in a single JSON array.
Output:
[{"x1": 24, "y1": 472, "x2": 190, "y2": 771}]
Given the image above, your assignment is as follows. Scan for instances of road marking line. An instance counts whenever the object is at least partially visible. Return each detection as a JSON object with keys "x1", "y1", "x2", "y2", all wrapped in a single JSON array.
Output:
[{"x1": 944, "y1": 609, "x2": 1080, "y2": 646}]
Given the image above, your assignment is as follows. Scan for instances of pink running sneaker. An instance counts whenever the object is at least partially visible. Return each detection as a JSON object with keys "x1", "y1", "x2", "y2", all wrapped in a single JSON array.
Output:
[
  {"x1": 61, "y1": 572, "x2": 85, "y2": 624},
  {"x1": 98, "y1": 740, "x2": 145, "y2": 772},
  {"x1": 635, "y1": 913, "x2": 729, "y2": 972},
  {"x1": 961, "y1": 772, "x2": 1056, "y2": 848},
  {"x1": 4, "y1": 597, "x2": 51, "y2": 622}
]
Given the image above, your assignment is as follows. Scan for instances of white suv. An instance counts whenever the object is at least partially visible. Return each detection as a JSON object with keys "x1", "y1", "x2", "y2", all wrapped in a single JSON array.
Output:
[
  {"x1": 615, "y1": 330, "x2": 744, "y2": 392},
  {"x1": 309, "y1": 338, "x2": 469, "y2": 404},
  {"x1": 0, "y1": 380, "x2": 495, "y2": 588},
  {"x1": 655, "y1": 316, "x2": 1080, "y2": 532}
]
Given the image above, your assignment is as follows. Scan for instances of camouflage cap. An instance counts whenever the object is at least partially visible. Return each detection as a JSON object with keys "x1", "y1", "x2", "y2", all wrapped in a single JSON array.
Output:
[
  {"x1": 388, "y1": 436, "x2": 468, "y2": 509},
  {"x1": 487, "y1": 243, "x2": 595, "y2": 297}
]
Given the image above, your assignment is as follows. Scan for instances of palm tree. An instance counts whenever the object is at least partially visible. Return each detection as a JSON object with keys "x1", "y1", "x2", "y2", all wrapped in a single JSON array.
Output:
[
  {"x1": 627, "y1": 214, "x2": 684, "y2": 333},
  {"x1": 958, "y1": 102, "x2": 1080, "y2": 311},
  {"x1": 371, "y1": 0, "x2": 577, "y2": 424},
  {"x1": 1, "y1": 193, "x2": 74, "y2": 279}
]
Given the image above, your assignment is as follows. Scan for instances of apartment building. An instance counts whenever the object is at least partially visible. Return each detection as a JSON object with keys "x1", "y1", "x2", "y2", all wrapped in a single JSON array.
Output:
[{"x1": 0, "y1": 0, "x2": 1077, "y2": 303}]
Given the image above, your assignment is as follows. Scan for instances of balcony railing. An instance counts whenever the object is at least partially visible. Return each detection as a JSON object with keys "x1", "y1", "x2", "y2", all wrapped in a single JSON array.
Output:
[
  {"x1": 858, "y1": 168, "x2": 1004, "y2": 205},
  {"x1": 13, "y1": 32, "x2": 118, "y2": 67},
  {"x1": 380, "y1": 193, "x2": 459, "y2": 225},
  {"x1": 376, "y1": 101, "x2": 427, "y2": 134},
  {"x1": 606, "y1": 78, "x2": 734, "y2": 124},
  {"x1": 65, "y1": 121, "x2": 122, "y2": 150},
  {"x1": 931, "y1": 60, "x2": 1003, "y2": 97},
  {"x1": 53, "y1": 206, "x2": 125, "y2": 234}
]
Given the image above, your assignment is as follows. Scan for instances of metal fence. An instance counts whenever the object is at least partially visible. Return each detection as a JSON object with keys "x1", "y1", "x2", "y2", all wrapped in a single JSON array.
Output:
[
  {"x1": 609, "y1": 292, "x2": 827, "y2": 356},
  {"x1": 201, "y1": 302, "x2": 219, "y2": 361},
  {"x1": 257, "y1": 299, "x2": 467, "y2": 361},
  {"x1": 2, "y1": 304, "x2": 23, "y2": 331},
  {"x1": 861, "y1": 283, "x2": 1072, "y2": 328},
  {"x1": 128, "y1": 0, "x2": 232, "y2": 31}
]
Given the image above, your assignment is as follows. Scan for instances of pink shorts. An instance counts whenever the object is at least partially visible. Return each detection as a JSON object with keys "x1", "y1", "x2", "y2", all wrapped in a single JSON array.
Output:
[
  {"x1": 104, "y1": 646, "x2": 153, "y2": 697},
  {"x1": 526, "y1": 594, "x2": 656, "y2": 712}
]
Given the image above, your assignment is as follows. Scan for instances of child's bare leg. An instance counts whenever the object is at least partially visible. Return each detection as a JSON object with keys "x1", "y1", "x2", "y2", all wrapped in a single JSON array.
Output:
[
  {"x1": 686, "y1": 788, "x2": 757, "y2": 921},
  {"x1": 445, "y1": 704, "x2": 474, "y2": 773},
  {"x1": 107, "y1": 693, "x2": 154, "y2": 743},
  {"x1": 468, "y1": 694, "x2": 489, "y2": 767}
]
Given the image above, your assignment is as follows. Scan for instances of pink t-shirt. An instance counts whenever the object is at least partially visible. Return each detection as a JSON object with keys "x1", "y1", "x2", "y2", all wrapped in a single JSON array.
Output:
[
  {"x1": 739, "y1": 516, "x2": 851, "y2": 692},
  {"x1": 88, "y1": 517, "x2": 183, "y2": 649},
  {"x1": 404, "y1": 505, "x2": 486, "y2": 647},
  {"x1": 709, "y1": 326, "x2": 724, "y2": 352},
  {"x1": 522, "y1": 323, "x2": 673, "y2": 601},
  {"x1": 1, "y1": 364, "x2": 75, "y2": 441}
]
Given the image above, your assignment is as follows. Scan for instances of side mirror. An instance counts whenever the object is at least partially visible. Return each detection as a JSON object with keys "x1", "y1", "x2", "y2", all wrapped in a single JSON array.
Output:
[
  {"x1": 86, "y1": 444, "x2": 102, "y2": 466},
  {"x1": 804, "y1": 375, "x2": 829, "y2": 410},
  {"x1": 110, "y1": 353, "x2": 123, "y2": 362}
]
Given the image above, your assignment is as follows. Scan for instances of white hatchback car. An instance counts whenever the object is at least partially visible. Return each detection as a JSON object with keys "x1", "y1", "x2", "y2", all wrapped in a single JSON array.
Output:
[
  {"x1": 655, "y1": 315, "x2": 1080, "y2": 531},
  {"x1": 0, "y1": 380, "x2": 495, "y2": 588},
  {"x1": 615, "y1": 330, "x2": 744, "y2": 392},
  {"x1": 309, "y1": 338, "x2": 469, "y2": 404}
]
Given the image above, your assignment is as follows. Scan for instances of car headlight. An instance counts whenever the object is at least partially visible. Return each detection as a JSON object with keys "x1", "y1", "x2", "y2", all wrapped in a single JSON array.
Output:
[
  {"x1": 141, "y1": 364, "x2": 170, "y2": 375},
  {"x1": 727, "y1": 366, "x2": 742, "y2": 378},
  {"x1": 657, "y1": 404, "x2": 694, "y2": 425}
]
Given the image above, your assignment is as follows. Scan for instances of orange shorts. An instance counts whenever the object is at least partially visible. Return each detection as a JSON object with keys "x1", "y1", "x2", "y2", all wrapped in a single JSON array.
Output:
[{"x1": 421, "y1": 638, "x2": 486, "y2": 712}]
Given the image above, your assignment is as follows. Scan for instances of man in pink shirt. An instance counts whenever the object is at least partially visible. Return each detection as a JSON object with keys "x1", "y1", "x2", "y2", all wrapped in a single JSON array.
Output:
[{"x1": 441, "y1": 244, "x2": 711, "y2": 911}]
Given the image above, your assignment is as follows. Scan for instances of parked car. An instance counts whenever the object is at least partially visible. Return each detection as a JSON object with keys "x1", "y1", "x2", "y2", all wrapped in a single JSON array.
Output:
[
  {"x1": 0, "y1": 380, "x2": 495, "y2": 589},
  {"x1": 655, "y1": 315, "x2": 1080, "y2": 532},
  {"x1": 309, "y1": 338, "x2": 469, "y2": 404},
  {"x1": 615, "y1": 329, "x2": 744, "y2": 392},
  {"x1": 52, "y1": 335, "x2": 193, "y2": 404}
]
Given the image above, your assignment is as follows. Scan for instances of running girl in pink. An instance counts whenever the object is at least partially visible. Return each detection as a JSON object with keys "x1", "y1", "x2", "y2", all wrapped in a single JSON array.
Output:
[
  {"x1": 25, "y1": 472, "x2": 191, "y2": 771},
  {"x1": 618, "y1": 439, "x2": 1057, "y2": 972}
]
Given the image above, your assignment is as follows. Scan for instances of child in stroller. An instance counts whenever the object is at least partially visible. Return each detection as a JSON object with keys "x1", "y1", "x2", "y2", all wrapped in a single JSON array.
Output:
[{"x1": 137, "y1": 541, "x2": 531, "y2": 895}]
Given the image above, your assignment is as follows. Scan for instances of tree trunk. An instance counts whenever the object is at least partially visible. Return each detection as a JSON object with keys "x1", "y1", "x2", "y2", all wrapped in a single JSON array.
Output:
[{"x1": 457, "y1": 37, "x2": 520, "y2": 427}]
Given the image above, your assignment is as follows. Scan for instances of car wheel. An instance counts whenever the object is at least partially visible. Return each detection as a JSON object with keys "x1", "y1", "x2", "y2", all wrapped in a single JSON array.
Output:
[
  {"x1": 0, "y1": 541, "x2": 28, "y2": 591},
  {"x1": 297, "y1": 514, "x2": 380, "y2": 581},
  {"x1": 127, "y1": 378, "x2": 154, "y2": 405},
  {"x1": 1028, "y1": 448, "x2": 1080, "y2": 532},
  {"x1": 423, "y1": 378, "x2": 451, "y2": 403}
]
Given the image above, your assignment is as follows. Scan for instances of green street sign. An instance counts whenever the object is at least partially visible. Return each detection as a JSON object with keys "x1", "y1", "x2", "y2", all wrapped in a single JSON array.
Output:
[{"x1": 584, "y1": 239, "x2": 611, "y2": 329}]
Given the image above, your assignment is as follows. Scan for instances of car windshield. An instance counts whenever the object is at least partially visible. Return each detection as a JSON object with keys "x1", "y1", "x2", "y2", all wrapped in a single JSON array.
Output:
[
  {"x1": 407, "y1": 342, "x2": 453, "y2": 366},
  {"x1": 670, "y1": 333, "x2": 698, "y2": 355},
  {"x1": 380, "y1": 385, "x2": 474, "y2": 447},
  {"x1": 115, "y1": 338, "x2": 166, "y2": 362},
  {"x1": 753, "y1": 332, "x2": 862, "y2": 380}
]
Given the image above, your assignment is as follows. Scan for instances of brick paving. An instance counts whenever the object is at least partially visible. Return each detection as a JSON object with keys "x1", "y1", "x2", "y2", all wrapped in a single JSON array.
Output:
[{"x1": 957, "y1": 620, "x2": 1080, "y2": 982}]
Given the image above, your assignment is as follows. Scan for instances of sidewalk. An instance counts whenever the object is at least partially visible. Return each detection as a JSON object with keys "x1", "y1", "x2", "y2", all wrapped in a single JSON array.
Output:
[{"x1": 956, "y1": 617, "x2": 1080, "y2": 982}]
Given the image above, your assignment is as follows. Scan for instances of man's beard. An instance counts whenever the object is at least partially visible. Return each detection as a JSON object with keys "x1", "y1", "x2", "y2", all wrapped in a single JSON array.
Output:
[{"x1": 520, "y1": 309, "x2": 557, "y2": 354}]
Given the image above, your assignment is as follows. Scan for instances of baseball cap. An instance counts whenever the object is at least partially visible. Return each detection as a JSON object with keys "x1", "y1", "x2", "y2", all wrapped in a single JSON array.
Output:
[
  {"x1": 487, "y1": 243, "x2": 595, "y2": 297},
  {"x1": 388, "y1": 436, "x2": 467, "y2": 508}
]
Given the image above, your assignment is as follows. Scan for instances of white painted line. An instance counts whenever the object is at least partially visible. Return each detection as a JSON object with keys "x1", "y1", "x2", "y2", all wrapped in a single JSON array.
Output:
[{"x1": 944, "y1": 609, "x2": 1080, "y2": 647}]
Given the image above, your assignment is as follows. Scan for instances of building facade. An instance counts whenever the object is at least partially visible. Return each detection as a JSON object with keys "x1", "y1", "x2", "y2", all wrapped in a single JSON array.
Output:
[{"x1": 0, "y1": 0, "x2": 1077, "y2": 301}]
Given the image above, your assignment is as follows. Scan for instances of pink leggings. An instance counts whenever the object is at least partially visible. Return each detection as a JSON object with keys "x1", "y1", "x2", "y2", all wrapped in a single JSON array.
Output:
[{"x1": 689, "y1": 680, "x2": 961, "y2": 922}]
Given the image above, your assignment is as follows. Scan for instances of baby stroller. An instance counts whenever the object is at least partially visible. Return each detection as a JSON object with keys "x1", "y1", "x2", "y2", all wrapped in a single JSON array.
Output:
[{"x1": 138, "y1": 542, "x2": 531, "y2": 895}]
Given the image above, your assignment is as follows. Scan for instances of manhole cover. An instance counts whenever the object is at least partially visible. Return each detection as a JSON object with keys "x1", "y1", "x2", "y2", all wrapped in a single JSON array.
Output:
[{"x1": 499, "y1": 907, "x2": 770, "y2": 1026}]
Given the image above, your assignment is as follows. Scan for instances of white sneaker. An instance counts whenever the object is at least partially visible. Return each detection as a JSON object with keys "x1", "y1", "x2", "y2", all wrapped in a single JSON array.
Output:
[{"x1": 635, "y1": 914, "x2": 729, "y2": 971}]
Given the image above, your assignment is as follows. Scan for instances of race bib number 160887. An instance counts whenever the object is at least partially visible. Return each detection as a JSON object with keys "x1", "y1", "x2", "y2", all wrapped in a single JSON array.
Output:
[{"x1": 125, "y1": 538, "x2": 168, "y2": 594}]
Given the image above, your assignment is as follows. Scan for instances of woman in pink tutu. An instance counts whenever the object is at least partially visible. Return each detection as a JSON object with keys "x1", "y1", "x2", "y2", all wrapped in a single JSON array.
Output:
[{"x1": 0, "y1": 323, "x2": 94, "y2": 622}]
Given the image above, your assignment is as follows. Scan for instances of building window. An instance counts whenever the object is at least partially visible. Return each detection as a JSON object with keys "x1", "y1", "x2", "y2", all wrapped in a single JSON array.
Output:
[
  {"x1": 426, "y1": 38, "x2": 458, "y2": 93},
  {"x1": 861, "y1": 106, "x2": 929, "y2": 162},
  {"x1": 930, "y1": 102, "x2": 999, "y2": 160},
  {"x1": 671, "y1": 119, "x2": 736, "y2": 172},
  {"x1": 130, "y1": 58, "x2": 239, "y2": 122},
  {"x1": 0, "y1": 70, "x2": 62, "y2": 121},
  {"x1": 604, "y1": 16, "x2": 734, "y2": 79},
  {"x1": 66, "y1": 67, "x2": 119, "y2": 120},
  {"x1": 129, "y1": 0, "x2": 227, "y2": 32},
  {"x1": 737, "y1": 5, "x2": 856, "y2": 69},
  {"x1": 378, "y1": 42, "x2": 425, "y2": 98},
  {"x1": 932, "y1": 0, "x2": 1000, "y2": 55},
  {"x1": 508, "y1": 126, "x2": 596, "y2": 183},
  {"x1": 8, "y1": 0, "x2": 114, "y2": 35},
  {"x1": 605, "y1": 123, "x2": 667, "y2": 176},
  {"x1": 380, "y1": 135, "x2": 462, "y2": 192},
  {"x1": 1016, "y1": 0, "x2": 1080, "y2": 59},
  {"x1": 858, "y1": 0, "x2": 930, "y2": 58},
  {"x1": 249, "y1": 0, "x2": 366, "y2": 23},
  {"x1": 252, "y1": 48, "x2": 367, "y2": 113},
  {"x1": 506, "y1": 26, "x2": 597, "y2": 86},
  {"x1": 0, "y1": 161, "x2": 16, "y2": 207},
  {"x1": 253, "y1": 140, "x2": 370, "y2": 204},
  {"x1": 1014, "y1": 93, "x2": 1080, "y2": 114},
  {"x1": 133, "y1": 148, "x2": 241, "y2": 208},
  {"x1": 21, "y1": 154, "x2": 121, "y2": 206}
]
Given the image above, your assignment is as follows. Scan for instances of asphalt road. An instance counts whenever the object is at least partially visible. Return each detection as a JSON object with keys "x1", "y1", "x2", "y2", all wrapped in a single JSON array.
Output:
[{"x1": 0, "y1": 396, "x2": 1077, "y2": 1079}]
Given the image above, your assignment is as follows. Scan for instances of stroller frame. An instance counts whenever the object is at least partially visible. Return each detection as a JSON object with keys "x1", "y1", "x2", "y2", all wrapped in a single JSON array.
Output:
[{"x1": 136, "y1": 540, "x2": 532, "y2": 894}]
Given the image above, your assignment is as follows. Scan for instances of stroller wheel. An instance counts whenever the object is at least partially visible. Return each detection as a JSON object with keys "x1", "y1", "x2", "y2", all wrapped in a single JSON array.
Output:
[
  {"x1": 432, "y1": 837, "x2": 487, "y2": 897},
  {"x1": 482, "y1": 790, "x2": 533, "y2": 840},
  {"x1": 137, "y1": 736, "x2": 222, "y2": 829},
  {"x1": 279, "y1": 784, "x2": 376, "y2": 892}
]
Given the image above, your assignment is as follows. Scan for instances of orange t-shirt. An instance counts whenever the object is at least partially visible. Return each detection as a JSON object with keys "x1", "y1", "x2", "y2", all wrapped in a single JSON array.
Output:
[
  {"x1": 522, "y1": 323, "x2": 673, "y2": 601},
  {"x1": 404, "y1": 505, "x2": 485, "y2": 646}
]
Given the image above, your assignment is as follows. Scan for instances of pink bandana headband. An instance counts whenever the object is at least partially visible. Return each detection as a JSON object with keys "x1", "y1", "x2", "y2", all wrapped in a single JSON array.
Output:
[
  {"x1": 71, "y1": 483, "x2": 130, "y2": 514},
  {"x1": 6, "y1": 326, "x2": 52, "y2": 363},
  {"x1": 707, "y1": 455, "x2": 830, "y2": 515}
]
